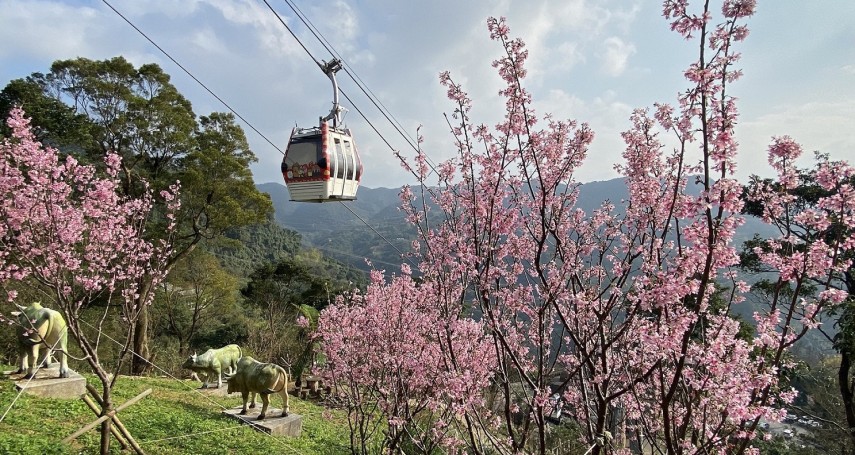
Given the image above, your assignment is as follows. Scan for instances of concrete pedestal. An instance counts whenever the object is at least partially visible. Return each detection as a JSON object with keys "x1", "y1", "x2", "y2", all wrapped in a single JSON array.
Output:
[
  {"x1": 6, "y1": 363, "x2": 86, "y2": 399},
  {"x1": 193, "y1": 384, "x2": 230, "y2": 396},
  {"x1": 223, "y1": 408, "x2": 302, "y2": 437}
]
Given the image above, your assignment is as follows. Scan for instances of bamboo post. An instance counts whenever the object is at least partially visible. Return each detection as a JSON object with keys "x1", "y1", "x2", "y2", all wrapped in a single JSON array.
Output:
[
  {"x1": 63, "y1": 413, "x2": 113, "y2": 444},
  {"x1": 81, "y1": 394, "x2": 129, "y2": 450},
  {"x1": 63, "y1": 388, "x2": 151, "y2": 448},
  {"x1": 110, "y1": 412, "x2": 145, "y2": 455},
  {"x1": 84, "y1": 384, "x2": 146, "y2": 454}
]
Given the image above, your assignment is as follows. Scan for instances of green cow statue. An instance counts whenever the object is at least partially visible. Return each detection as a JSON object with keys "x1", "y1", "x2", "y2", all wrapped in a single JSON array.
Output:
[
  {"x1": 226, "y1": 356, "x2": 290, "y2": 420},
  {"x1": 10, "y1": 302, "x2": 69, "y2": 379},
  {"x1": 181, "y1": 344, "x2": 242, "y2": 388}
]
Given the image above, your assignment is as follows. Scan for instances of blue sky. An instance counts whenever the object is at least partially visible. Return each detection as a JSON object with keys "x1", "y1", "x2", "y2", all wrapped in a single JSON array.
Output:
[{"x1": 1, "y1": 0, "x2": 853, "y2": 189}]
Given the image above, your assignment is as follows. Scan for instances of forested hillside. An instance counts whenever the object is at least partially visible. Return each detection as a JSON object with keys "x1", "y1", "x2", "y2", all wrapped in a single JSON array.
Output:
[{"x1": 259, "y1": 178, "x2": 780, "y2": 272}]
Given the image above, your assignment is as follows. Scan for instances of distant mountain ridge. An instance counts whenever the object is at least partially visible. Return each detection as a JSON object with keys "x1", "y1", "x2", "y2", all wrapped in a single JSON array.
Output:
[
  {"x1": 258, "y1": 177, "x2": 778, "y2": 280},
  {"x1": 256, "y1": 179, "x2": 828, "y2": 356},
  {"x1": 259, "y1": 179, "x2": 636, "y2": 236}
]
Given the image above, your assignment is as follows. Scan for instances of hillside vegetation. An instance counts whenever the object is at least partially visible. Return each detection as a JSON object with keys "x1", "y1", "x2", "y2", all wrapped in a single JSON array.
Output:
[{"x1": 0, "y1": 369, "x2": 352, "y2": 454}]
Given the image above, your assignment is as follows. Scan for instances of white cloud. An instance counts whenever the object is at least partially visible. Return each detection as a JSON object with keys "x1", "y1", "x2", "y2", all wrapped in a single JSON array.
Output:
[
  {"x1": 187, "y1": 0, "x2": 303, "y2": 58},
  {"x1": 329, "y1": 0, "x2": 359, "y2": 43},
  {"x1": 0, "y1": 1, "x2": 100, "y2": 59},
  {"x1": 113, "y1": 0, "x2": 201, "y2": 18},
  {"x1": 190, "y1": 28, "x2": 227, "y2": 55},
  {"x1": 737, "y1": 100, "x2": 855, "y2": 181},
  {"x1": 0, "y1": 0, "x2": 852, "y2": 189},
  {"x1": 205, "y1": 0, "x2": 270, "y2": 26},
  {"x1": 600, "y1": 36, "x2": 636, "y2": 77}
]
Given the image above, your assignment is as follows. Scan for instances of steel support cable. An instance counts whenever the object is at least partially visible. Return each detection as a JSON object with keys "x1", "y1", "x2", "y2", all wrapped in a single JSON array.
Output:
[
  {"x1": 75, "y1": 320, "x2": 229, "y2": 411},
  {"x1": 0, "y1": 330, "x2": 68, "y2": 424},
  {"x1": 337, "y1": 201, "x2": 417, "y2": 267},
  {"x1": 101, "y1": 0, "x2": 285, "y2": 155},
  {"x1": 0, "y1": 320, "x2": 300, "y2": 454},
  {"x1": 265, "y1": 0, "x2": 455, "y2": 229},
  {"x1": 261, "y1": 0, "x2": 323, "y2": 69},
  {"x1": 261, "y1": 0, "x2": 444, "y2": 180},
  {"x1": 261, "y1": 0, "x2": 448, "y2": 268},
  {"x1": 301, "y1": 238, "x2": 406, "y2": 269},
  {"x1": 278, "y1": 0, "x2": 466, "y2": 228},
  {"x1": 139, "y1": 425, "x2": 244, "y2": 445},
  {"x1": 281, "y1": 0, "x2": 421, "y2": 154},
  {"x1": 261, "y1": 1, "x2": 405, "y2": 165},
  {"x1": 101, "y1": 0, "x2": 424, "y2": 270},
  {"x1": 278, "y1": 0, "x2": 449, "y2": 180}
]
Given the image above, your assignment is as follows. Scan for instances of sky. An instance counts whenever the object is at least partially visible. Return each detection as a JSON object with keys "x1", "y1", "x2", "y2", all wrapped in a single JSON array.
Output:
[{"x1": 1, "y1": 0, "x2": 853, "y2": 190}]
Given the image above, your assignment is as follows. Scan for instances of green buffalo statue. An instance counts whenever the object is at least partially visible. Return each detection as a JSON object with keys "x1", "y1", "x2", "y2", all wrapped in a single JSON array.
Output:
[
  {"x1": 226, "y1": 356, "x2": 290, "y2": 420},
  {"x1": 181, "y1": 344, "x2": 242, "y2": 388},
  {"x1": 11, "y1": 302, "x2": 69, "y2": 379}
]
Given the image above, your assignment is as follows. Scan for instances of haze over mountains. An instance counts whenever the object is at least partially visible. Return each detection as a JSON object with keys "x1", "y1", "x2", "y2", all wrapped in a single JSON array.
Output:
[
  {"x1": 258, "y1": 178, "x2": 829, "y2": 356},
  {"x1": 259, "y1": 177, "x2": 777, "y2": 258}
]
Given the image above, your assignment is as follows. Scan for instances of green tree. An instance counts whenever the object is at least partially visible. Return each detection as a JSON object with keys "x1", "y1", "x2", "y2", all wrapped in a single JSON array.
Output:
[
  {"x1": 241, "y1": 252, "x2": 364, "y2": 377},
  {"x1": 206, "y1": 220, "x2": 302, "y2": 277},
  {"x1": 1, "y1": 56, "x2": 273, "y2": 374},
  {"x1": 0, "y1": 78, "x2": 95, "y2": 152},
  {"x1": 155, "y1": 249, "x2": 240, "y2": 356},
  {"x1": 787, "y1": 357, "x2": 852, "y2": 454}
]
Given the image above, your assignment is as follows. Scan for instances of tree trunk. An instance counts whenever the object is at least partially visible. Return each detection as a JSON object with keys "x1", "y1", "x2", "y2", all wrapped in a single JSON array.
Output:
[
  {"x1": 131, "y1": 307, "x2": 151, "y2": 375},
  {"x1": 178, "y1": 337, "x2": 188, "y2": 357},
  {"x1": 839, "y1": 348, "x2": 855, "y2": 452},
  {"x1": 99, "y1": 385, "x2": 113, "y2": 455},
  {"x1": 100, "y1": 418, "x2": 112, "y2": 454}
]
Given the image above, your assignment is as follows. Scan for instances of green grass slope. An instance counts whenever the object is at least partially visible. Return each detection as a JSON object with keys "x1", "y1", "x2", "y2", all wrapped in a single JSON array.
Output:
[{"x1": 0, "y1": 368, "x2": 350, "y2": 454}]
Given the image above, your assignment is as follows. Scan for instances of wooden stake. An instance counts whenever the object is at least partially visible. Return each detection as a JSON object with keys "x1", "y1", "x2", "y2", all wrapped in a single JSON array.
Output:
[
  {"x1": 82, "y1": 394, "x2": 129, "y2": 450},
  {"x1": 110, "y1": 412, "x2": 145, "y2": 455},
  {"x1": 63, "y1": 388, "x2": 151, "y2": 445},
  {"x1": 83, "y1": 384, "x2": 147, "y2": 454}
]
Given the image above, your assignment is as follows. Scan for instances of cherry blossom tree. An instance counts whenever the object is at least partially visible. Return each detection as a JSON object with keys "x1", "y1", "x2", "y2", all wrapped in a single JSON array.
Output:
[
  {"x1": 742, "y1": 148, "x2": 855, "y2": 451},
  {"x1": 0, "y1": 107, "x2": 177, "y2": 453},
  {"x1": 319, "y1": 266, "x2": 495, "y2": 454},
  {"x1": 319, "y1": 1, "x2": 853, "y2": 454}
]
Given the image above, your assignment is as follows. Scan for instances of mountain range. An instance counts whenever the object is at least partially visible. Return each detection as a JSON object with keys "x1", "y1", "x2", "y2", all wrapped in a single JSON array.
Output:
[
  {"x1": 256, "y1": 178, "x2": 829, "y2": 358},
  {"x1": 259, "y1": 177, "x2": 777, "y2": 262}
]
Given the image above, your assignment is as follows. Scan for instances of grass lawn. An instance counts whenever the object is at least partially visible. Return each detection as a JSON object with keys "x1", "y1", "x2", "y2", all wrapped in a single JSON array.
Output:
[{"x1": 0, "y1": 366, "x2": 352, "y2": 454}]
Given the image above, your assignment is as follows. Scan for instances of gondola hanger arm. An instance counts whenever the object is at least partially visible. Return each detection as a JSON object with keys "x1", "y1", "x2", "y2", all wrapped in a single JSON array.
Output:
[{"x1": 320, "y1": 58, "x2": 344, "y2": 128}]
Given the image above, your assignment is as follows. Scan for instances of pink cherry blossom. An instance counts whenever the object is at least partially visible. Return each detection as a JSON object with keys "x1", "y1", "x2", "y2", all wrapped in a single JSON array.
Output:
[{"x1": 317, "y1": 2, "x2": 853, "y2": 454}]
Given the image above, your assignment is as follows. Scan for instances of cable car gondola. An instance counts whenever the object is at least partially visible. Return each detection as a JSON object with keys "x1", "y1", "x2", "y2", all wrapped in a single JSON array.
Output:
[{"x1": 281, "y1": 59, "x2": 363, "y2": 203}]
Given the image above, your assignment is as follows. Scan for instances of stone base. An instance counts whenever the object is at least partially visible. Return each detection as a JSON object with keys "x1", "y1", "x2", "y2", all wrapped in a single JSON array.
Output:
[
  {"x1": 7, "y1": 364, "x2": 86, "y2": 399},
  {"x1": 193, "y1": 384, "x2": 230, "y2": 396},
  {"x1": 223, "y1": 408, "x2": 302, "y2": 437}
]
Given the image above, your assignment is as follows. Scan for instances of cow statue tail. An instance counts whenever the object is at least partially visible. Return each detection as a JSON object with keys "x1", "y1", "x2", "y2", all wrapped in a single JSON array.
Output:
[{"x1": 263, "y1": 366, "x2": 289, "y2": 395}]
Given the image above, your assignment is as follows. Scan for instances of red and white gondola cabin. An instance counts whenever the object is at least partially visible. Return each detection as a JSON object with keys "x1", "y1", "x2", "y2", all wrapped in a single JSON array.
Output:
[{"x1": 281, "y1": 121, "x2": 362, "y2": 202}]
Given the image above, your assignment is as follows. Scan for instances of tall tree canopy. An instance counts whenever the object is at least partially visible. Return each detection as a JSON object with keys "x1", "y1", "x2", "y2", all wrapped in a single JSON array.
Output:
[
  {"x1": 0, "y1": 56, "x2": 273, "y2": 373},
  {"x1": 241, "y1": 251, "x2": 365, "y2": 378}
]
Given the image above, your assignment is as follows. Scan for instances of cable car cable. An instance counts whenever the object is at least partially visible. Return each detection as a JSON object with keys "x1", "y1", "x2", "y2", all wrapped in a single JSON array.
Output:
[
  {"x1": 101, "y1": 0, "x2": 419, "y2": 269},
  {"x1": 260, "y1": 0, "x2": 322, "y2": 69},
  {"x1": 270, "y1": 0, "x2": 463, "y2": 212},
  {"x1": 337, "y1": 201, "x2": 415, "y2": 267},
  {"x1": 265, "y1": 0, "x2": 456, "y2": 259},
  {"x1": 101, "y1": 0, "x2": 285, "y2": 156},
  {"x1": 281, "y1": 0, "x2": 421, "y2": 154},
  {"x1": 277, "y1": 0, "x2": 448, "y2": 181},
  {"x1": 262, "y1": 0, "x2": 445, "y2": 182}
]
